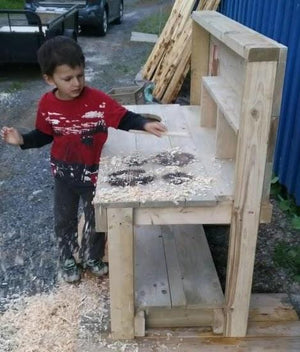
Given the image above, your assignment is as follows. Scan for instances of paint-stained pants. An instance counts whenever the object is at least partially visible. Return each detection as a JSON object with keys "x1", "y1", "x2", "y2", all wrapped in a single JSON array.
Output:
[{"x1": 54, "y1": 178, "x2": 105, "y2": 263}]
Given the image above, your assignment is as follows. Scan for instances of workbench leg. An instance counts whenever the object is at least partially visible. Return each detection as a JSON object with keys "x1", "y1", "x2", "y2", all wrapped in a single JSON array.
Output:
[
  {"x1": 107, "y1": 208, "x2": 135, "y2": 339},
  {"x1": 224, "y1": 61, "x2": 277, "y2": 337}
]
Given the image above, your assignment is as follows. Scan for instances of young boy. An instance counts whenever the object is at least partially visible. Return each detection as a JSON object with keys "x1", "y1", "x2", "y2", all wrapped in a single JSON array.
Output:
[{"x1": 1, "y1": 36, "x2": 166, "y2": 283}]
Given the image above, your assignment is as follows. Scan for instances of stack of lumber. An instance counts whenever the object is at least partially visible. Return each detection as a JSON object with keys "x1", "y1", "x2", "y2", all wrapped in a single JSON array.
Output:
[{"x1": 142, "y1": 0, "x2": 221, "y2": 103}]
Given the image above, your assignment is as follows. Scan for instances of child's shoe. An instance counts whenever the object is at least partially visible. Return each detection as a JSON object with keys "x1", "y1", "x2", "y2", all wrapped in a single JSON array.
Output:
[
  {"x1": 85, "y1": 259, "x2": 108, "y2": 277},
  {"x1": 62, "y1": 258, "x2": 81, "y2": 283}
]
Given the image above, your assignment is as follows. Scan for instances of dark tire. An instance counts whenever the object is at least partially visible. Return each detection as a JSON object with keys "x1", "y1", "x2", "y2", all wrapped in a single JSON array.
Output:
[
  {"x1": 96, "y1": 9, "x2": 108, "y2": 36},
  {"x1": 114, "y1": 1, "x2": 123, "y2": 25},
  {"x1": 63, "y1": 29, "x2": 77, "y2": 41}
]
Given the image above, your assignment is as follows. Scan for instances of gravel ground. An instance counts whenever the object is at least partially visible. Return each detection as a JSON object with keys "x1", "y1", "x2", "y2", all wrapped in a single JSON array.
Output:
[{"x1": 0, "y1": 0, "x2": 299, "y2": 326}]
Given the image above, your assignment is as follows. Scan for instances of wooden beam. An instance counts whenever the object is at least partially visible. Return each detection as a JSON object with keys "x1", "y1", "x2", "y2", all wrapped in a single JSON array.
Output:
[
  {"x1": 224, "y1": 61, "x2": 277, "y2": 337},
  {"x1": 134, "y1": 203, "x2": 233, "y2": 226},
  {"x1": 107, "y1": 208, "x2": 135, "y2": 339}
]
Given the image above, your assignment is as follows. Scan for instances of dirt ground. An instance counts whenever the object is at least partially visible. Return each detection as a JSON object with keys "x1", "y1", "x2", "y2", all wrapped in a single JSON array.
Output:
[{"x1": 0, "y1": 0, "x2": 299, "y2": 349}]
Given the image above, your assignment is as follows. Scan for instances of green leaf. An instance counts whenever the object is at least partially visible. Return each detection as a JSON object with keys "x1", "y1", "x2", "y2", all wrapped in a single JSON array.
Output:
[
  {"x1": 271, "y1": 176, "x2": 279, "y2": 184},
  {"x1": 279, "y1": 199, "x2": 292, "y2": 212}
]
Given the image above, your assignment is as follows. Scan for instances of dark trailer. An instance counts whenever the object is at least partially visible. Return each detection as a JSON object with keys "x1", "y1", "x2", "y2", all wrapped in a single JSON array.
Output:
[{"x1": 0, "y1": 4, "x2": 78, "y2": 64}]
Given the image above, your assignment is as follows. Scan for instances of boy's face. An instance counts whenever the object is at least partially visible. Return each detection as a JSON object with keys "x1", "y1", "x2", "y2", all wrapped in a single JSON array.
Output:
[{"x1": 44, "y1": 64, "x2": 85, "y2": 101}]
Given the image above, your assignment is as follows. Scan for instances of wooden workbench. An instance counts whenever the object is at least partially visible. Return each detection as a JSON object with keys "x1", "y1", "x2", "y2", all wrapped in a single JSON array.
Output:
[
  {"x1": 94, "y1": 11, "x2": 287, "y2": 339},
  {"x1": 94, "y1": 104, "x2": 268, "y2": 339},
  {"x1": 94, "y1": 104, "x2": 230, "y2": 339}
]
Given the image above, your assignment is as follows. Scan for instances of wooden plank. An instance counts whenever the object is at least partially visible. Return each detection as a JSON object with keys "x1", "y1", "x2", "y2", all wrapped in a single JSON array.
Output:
[
  {"x1": 145, "y1": 307, "x2": 214, "y2": 328},
  {"x1": 151, "y1": 1, "x2": 195, "y2": 83},
  {"x1": 144, "y1": 317, "x2": 300, "y2": 339},
  {"x1": 173, "y1": 225, "x2": 224, "y2": 308},
  {"x1": 202, "y1": 76, "x2": 240, "y2": 133},
  {"x1": 162, "y1": 228, "x2": 187, "y2": 307},
  {"x1": 135, "y1": 225, "x2": 171, "y2": 308},
  {"x1": 142, "y1": 0, "x2": 195, "y2": 80},
  {"x1": 247, "y1": 321, "x2": 300, "y2": 337},
  {"x1": 225, "y1": 61, "x2": 277, "y2": 337},
  {"x1": 81, "y1": 331, "x2": 300, "y2": 352},
  {"x1": 126, "y1": 104, "x2": 172, "y2": 154},
  {"x1": 153, "y1": 24, "x2": 192, "y2": 100},
  {"x1": 136, "y1": 336, "x2": 300, "y2": 351},
  {"x1": 161, "y1": 55, "x2": 190, "y2": 103},
  {"x1": 152, "y1": 0, "x2": 221, "y2": 103},
  {"x1": 192, "y1": 11, "x2": 282, "y2": 61},
  {"x1": 249, "y1": 293, "x2": 299, "y2": 322},
  {"x1": 134, "y1": 204, "x2": 232, "y2": 225},
  {"x1": 107, "y1": 208, "x2": 134, "y2": 339},
  {"x1": 103, "y1": 127, "x2": 136, "y2": 156}
]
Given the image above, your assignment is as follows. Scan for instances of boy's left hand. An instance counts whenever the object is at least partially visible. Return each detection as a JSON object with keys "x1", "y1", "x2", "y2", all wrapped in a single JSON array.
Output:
[{"x1": 144, "y1": 121, "x2": 167, "y2": 137}]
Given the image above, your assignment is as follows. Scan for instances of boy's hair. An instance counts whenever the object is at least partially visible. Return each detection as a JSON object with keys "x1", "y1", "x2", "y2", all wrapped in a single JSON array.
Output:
[{"x1": 37, "y1": 36, "x2": 85, "y2": 76}]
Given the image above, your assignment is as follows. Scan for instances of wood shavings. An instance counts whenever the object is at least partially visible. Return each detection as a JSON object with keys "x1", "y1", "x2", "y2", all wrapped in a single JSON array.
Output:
[
  {"x1": 0, "y1": 278, "x2": 114, "y2": 352},
  {"x1": 95, "y1": 149, "x2": 215, "y2": 205}
]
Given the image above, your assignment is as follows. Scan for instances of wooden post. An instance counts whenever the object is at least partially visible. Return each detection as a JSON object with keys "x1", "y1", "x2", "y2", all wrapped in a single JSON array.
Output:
[
  {"x1": 225, "y1": 61, "x2": 277, "y2": 336},
  {"x1": 107, "y1": 208, "x2": 135, "y2": 339},
  {"x1": 215, "y1": 109, "x2": 237, "y2": 159},
  {"x1": 200, "y1": 84, "x2": 217, "y2": 127},
  {"x1": 190, "y1": 21, "x2": 209, "y2": 105}
]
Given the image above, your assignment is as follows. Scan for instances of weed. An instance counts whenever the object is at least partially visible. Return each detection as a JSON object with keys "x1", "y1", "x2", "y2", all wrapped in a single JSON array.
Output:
[
  {"x1": 271, "y1": 176, "x2": 300, "y2": 281},
  {"x1": 271, "y1": 175, "x2": 300, "y2": 223},
  {"x1": 273, "y1": 242, "x2": 300, "y2": 282}
]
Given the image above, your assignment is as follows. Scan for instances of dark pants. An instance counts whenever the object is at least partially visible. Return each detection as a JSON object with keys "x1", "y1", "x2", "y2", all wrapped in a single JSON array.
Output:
[{"x1": 54, "y1": 178, "x2": 105, "y2": 263}]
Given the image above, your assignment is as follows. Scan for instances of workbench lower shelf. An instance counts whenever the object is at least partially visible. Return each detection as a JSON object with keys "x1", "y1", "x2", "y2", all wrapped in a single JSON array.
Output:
[{"x1": 135, "y1": 224, "x2": 224, "y2": 333}]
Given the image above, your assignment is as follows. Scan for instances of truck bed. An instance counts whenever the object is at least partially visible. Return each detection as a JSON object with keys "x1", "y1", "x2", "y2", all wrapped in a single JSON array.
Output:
[{"x1": 0, "y1": 7, "x2": 78, "y2": 64}]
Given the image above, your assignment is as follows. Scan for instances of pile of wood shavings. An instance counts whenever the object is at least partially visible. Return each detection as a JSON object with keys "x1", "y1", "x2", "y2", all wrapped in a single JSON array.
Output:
[
  {"x1": 95, "y1": 151, "x2": 215, "y2": 205},
  {"x1": 0, "y1": 277, "x2": 127, "y2": 352},
  {"x1": 96, "y1": 174, "x2": 214, "y2": 205}
]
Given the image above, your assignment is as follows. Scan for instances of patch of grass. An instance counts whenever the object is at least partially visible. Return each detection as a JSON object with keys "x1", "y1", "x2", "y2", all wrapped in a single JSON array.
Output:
[
  {"x1": 273, "y1": 242, "x2": 300, "y2": 282},
  {"x1": 127, "y1": 0, "x2": 160, "y2": 8},
  {"x1": 0, "y1": 0, "x2": 24, "y2": 9},
  {"x1": 134, "y1": 5, "x2": 172, "y2": 35},
  {"x1": 271, "y1": 175, "x2": 300, "y2": 282},
  {"x1": 271, "y1": 175, "x2": 300, "y2": 228}
]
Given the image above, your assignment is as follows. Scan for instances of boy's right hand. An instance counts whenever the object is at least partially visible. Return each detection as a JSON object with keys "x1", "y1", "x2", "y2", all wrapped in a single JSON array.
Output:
[{"x1": 1, "y1": 127, "x2": 23, "y2": 146}]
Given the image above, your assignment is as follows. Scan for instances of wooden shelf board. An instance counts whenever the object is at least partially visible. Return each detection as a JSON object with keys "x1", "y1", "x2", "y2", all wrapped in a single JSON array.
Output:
[
  {"x1": 202, "y1": 76, "x2": 239, "y2": 133},
  {"x1": 135, "y1": 224, "x2": 224, "y2": 312}
]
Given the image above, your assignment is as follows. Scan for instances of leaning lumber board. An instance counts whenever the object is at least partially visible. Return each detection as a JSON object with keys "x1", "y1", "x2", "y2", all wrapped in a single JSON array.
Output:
[
  {"x1": 154, "y1": 25, "x2": 192, "y2": 100},
  {"x1": 162, "y1": 56, "x2": 190, "y2": 103},
  {"x1": 150, "y1": 0, "x2": 221, "y2": 103},
  {"x1": 151, "y1": 5, "x2": 194, "y2": 84},
  {"x1": 142, "y1": 0, "x2": 196, "y2": 80}
]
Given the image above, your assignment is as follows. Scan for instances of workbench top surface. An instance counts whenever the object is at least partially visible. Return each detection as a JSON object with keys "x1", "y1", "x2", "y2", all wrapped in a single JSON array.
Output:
[{"x1": 94, "y1": 105, "x2": 234, "y2": 208}]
